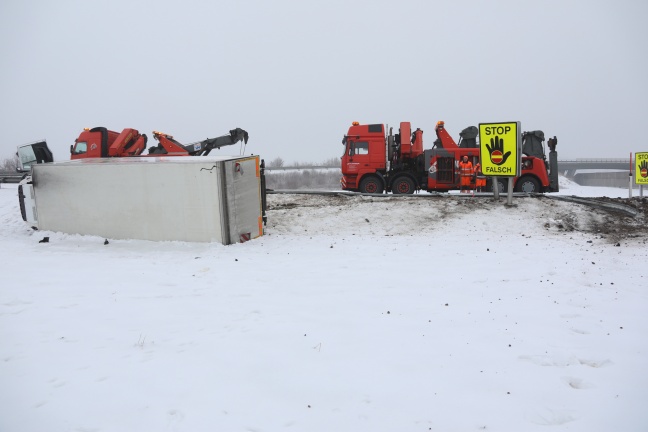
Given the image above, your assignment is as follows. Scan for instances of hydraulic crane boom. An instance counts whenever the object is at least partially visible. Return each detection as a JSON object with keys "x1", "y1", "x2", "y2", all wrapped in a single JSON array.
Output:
[{"x1": 148, "y1": 128, "x2": 249, "y2": 156}]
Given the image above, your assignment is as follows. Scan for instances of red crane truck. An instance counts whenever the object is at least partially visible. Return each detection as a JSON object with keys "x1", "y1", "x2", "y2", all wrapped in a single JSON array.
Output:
[
  {"x1": 70, "y1": 127, "x2": 249, "y2": 159},
  {"x1": 340, "y1": 121, "x2": 559, "y2": 194}
]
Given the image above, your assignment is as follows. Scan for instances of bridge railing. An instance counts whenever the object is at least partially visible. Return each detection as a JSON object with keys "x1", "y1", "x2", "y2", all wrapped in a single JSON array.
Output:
[{"x1": 558, "y1": 159, "x2": 631, "y2": 163}]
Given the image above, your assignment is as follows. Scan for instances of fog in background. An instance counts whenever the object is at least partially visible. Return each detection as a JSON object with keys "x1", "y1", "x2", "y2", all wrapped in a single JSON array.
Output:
[{"x1": 1, "y1": 0, "x2": 646, "y2": 164}]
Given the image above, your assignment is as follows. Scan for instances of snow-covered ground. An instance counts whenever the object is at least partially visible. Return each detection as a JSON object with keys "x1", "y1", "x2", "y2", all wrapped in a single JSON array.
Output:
[{"x1": 1, "y1": 178, "x2": 647, "y2": 432}]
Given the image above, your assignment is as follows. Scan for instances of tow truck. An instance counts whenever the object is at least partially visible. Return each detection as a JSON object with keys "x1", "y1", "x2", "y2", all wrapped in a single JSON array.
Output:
[{"x1": 341, "y1": 120, "x2": 559, "y2": 194}]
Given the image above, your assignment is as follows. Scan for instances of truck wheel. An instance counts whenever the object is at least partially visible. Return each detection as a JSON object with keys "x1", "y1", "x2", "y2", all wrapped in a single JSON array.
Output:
[
  {"x1": 392, "y1": 176, "x2": 415, "y2": 194},
  {"x1": 514, "y1": 176, "x2": 541, "y2": 193},
  {"x1": 359, "y1": 176, "x2": 384, "y2": 194},
  {"x1": 497, "y1": 179, "x2": 507, "y2": 193},
  {"x1": 487, "y1": 178, "x2": 506, "y2": 193}
]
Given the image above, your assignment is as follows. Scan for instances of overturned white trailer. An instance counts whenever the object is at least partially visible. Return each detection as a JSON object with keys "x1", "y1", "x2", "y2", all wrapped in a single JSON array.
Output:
[{"x1": 19, "y1": 155, "x2": 265, "y2": 245}]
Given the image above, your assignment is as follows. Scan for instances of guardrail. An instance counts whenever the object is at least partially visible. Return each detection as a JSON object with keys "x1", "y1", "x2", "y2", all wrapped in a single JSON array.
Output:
[
  {"x1": 265, "y1": 166, "x2": 338, "y2": 171},
  {"x1": 267, "y1": 162, "x2": 634, "y2": 170},
  {"x1": 0, "y1": 172, "x2": 25, "y2": 184}
]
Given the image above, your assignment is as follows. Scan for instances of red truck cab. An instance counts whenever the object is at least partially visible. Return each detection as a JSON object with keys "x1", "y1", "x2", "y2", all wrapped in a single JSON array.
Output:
[
  {"x1": 341, "y1": 123, "x2": 388, "y2": 193},
  {"x1": 71, "y1": 127, "x2": 147, "y2": 159}
]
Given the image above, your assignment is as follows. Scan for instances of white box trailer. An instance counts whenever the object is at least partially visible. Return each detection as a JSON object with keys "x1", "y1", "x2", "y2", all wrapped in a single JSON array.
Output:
[{"x1": 23, "y1": 155, "x2": 264, "y2": 244}]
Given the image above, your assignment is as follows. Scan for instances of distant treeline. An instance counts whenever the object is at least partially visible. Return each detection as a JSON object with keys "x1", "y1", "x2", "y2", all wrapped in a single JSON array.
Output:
[
  {"x1": 264, "y1": 157, "x2": 341, "y2": 190},
  {"x1": 265, "y1": 169, "x2": 341, "y2": 190},
  {"x1": 265, "y1": 156, "x2": 339, "y2": 169}
]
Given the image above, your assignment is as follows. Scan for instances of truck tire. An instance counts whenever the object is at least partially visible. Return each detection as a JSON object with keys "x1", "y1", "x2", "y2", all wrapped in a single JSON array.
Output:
[
  {"x1": 391, "y1": 176, "x2": 415, "y2": 194},
  {"x1": 514, "y1": 176, "x2": 541, "y2": 193},
  {"x1": 359, "y1": 176, "x2": 384, "y2": 194},
  {"x1": 486, "y1": 178, "x2": 507, "y2": 193}
]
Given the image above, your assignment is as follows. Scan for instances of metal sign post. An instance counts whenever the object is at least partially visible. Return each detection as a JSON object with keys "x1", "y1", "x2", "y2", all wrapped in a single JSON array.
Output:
[
  {"x1": 635, "y1": 152, "x2": 648, "y2": 197},
  {"x1": 629, "y1": 152, "x2": 633, "y2": 199},
  {"x1": 492, "y1": 178, "x2": 500, "y2": 200}
]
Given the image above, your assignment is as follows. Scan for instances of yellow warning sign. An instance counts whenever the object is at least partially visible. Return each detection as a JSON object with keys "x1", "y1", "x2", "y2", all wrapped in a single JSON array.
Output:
[
  {"x1": 478, "y1": 122, "x2": 520, "y2": 177},
  {"x1": 636, "y1": 152, "x2": 648, "y2": 185}
]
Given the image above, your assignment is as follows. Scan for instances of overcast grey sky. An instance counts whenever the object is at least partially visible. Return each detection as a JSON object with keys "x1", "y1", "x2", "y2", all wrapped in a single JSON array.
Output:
[{"x1": 1, "y1": 0, "x2": 646, "y2": 164}]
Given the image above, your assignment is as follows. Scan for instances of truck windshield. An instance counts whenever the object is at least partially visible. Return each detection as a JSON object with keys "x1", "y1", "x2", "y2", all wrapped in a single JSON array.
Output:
[
  {"x1": 17, "y1": 145, "x2": 37, "y2": 171},
  {"x1": 73, "y1": 141, "x2": 87, "y2": 154}
]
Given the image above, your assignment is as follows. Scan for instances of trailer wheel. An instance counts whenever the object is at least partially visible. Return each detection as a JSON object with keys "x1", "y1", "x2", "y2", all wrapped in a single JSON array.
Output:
[
  {"x1": 514, "y1": 176, "x2": 541, "y2": 193},
  {"x1": 392, "y1": 176, "x2": 415, "y2": 194},
  {"x1": 359, "y1": 176, "x2": 384, "y2": 194}
]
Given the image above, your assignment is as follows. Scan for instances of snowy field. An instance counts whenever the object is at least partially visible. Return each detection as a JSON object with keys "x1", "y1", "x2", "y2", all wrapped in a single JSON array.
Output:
[{"x1": 1, "y1": 178, "x2": 647, "y2": 432}]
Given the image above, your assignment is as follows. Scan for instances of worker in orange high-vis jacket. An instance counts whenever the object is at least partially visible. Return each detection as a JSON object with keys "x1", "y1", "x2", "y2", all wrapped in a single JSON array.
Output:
[
  {"x1": 474, "y1": 162, "x2": 486, "y2": 192},
  {"x1": 458, "y1": 155, "x2": 473, "y2": 193}
]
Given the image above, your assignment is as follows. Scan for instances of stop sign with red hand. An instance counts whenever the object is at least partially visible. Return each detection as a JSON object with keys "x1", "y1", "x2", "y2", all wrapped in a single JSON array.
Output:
[{"x1": 486, "y1": 136, "x2": 511, "y2": 166}]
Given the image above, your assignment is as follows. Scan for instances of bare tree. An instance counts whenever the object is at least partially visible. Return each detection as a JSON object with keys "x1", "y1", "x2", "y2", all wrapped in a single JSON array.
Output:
[
  {"x1": 1, "y1": 155, "x2": 19, "y2": 172},
  {"x1": 268, "y1": 157, "x2": 285, "y2": 168},
  {"x1": 322, "y1": 157, "x2": 340, "y2": 167}
]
